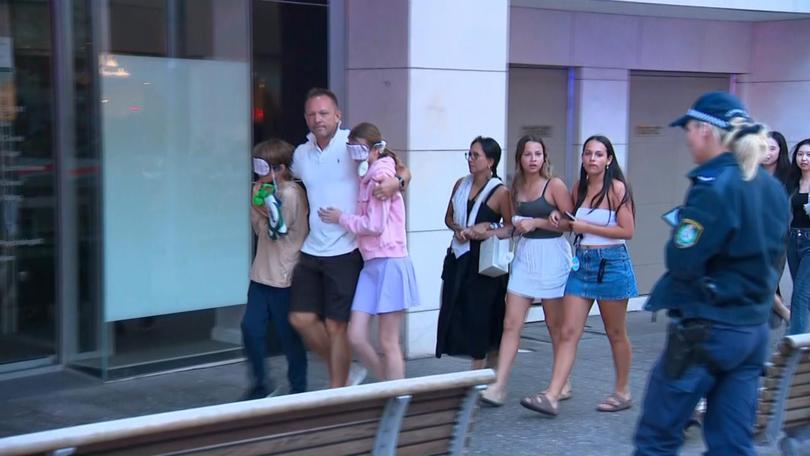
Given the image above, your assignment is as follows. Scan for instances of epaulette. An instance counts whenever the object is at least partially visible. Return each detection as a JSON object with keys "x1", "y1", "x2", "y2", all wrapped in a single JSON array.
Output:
[{"x1": 690, "y1": 168, "x2": 723, "y2": 185}]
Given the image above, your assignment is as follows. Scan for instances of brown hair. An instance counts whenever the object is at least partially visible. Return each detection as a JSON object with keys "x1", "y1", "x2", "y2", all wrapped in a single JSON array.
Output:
[
  {"x1": 252, "y1": 138, "x2": 294, "y2": 178},
  {"x1": 511, "y1": 135, "x2": 551, "y2": 209},
  {"x1": 349, "y1": 122, "x2": 402, "y2": 166}
]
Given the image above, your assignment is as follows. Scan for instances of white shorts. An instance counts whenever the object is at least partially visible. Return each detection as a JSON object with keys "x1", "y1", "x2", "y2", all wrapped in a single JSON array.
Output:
[{"x1": 507, "y1": 236, "x2": 572, "y2": 300}]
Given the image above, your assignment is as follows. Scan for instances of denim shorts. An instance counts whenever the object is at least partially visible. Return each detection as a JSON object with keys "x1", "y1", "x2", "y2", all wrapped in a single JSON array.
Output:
[{"x1": 564, "y1": 244, "x2": 638, "y2": 301}]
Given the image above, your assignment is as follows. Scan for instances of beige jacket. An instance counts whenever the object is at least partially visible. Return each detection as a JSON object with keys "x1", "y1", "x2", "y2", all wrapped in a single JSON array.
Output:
[{"x1": 249, "y1": 181, "x2": 308, "y2": 288}]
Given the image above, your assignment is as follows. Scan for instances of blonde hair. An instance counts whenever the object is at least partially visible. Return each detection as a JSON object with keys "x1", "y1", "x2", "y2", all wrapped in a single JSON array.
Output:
[{"x1": 707, "y1": 119, "x2": 768, "y2": 181}]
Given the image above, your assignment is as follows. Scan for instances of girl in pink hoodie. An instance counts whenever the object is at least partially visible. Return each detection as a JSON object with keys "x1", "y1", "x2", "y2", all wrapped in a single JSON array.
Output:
[{"x1": 319, "y1": 122, "x2": 419, "y2": 380}]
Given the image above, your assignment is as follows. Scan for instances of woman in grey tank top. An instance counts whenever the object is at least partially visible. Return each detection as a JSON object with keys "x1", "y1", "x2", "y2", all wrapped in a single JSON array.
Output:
[{"x1": 481, "y1": 135, "x2": 575, "y2": 407}]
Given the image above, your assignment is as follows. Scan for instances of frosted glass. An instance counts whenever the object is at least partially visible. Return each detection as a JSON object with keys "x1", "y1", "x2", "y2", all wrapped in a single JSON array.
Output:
[{"x1": 101, "y1": 55, "x2": 250, "y2": 322}]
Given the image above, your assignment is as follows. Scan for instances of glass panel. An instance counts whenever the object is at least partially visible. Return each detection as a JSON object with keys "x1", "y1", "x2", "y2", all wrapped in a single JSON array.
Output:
[
  {"x1": 0, "y1": 0, "x2": 57, "y2": 368},
  {"x1": 88, "y1": 0, "x2": 252, "y2": 379}
]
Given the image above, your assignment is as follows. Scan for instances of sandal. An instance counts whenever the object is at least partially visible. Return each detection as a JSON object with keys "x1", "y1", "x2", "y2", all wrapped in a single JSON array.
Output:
[
  {"x1": 540, "y1": 389, "x2": 572, "y2": 401},
  {"x1": 596, "y1": 393, "x2": 632, "y2": 412},
  {"x1": 520, "y1": 392, "x2": 559, "y2": 416}
]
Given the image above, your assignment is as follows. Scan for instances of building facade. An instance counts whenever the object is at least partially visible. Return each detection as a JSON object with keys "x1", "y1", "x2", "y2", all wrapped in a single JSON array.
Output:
[{"x1": 1, "y1": 0, "x2": 809, "y2": 380}]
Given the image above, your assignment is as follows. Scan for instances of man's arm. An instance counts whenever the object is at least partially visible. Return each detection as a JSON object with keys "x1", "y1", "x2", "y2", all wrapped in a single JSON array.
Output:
[{"x1": 373, "y1": 162, "x2": 411, "y2": 199}]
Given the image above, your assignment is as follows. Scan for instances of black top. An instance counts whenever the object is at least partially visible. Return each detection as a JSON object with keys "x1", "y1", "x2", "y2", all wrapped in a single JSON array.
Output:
[{"x1": 791, "y1": 192, "x2": 810, "y2": 228}]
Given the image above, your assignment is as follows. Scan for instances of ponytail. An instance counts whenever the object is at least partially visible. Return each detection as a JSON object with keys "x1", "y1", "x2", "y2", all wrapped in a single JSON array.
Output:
[
  {"x1": 379, "y1": 146, "x2": 402, "y2": 168},
  {"x1": 722, "y1": 119, "x2": 768, "y2": 181}
]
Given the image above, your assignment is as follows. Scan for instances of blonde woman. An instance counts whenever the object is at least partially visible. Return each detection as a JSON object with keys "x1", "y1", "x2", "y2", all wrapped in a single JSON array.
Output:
[{"x1": 481, "y1": 135, "x2": 573, "y2": 406}]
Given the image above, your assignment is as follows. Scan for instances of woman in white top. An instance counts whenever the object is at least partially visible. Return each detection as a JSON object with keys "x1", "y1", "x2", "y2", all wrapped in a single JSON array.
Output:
[{"x1": 520, "y1": 135, "x2": 637, "y2": 417}]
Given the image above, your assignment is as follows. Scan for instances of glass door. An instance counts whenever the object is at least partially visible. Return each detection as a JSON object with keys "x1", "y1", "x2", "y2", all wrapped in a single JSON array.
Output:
[{"x1": 0, "y1": 0, "x2": 57, "y2": 370}]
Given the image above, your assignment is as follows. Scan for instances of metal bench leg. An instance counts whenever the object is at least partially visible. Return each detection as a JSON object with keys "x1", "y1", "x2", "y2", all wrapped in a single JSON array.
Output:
[
  {"x1": 373, "y1": 394, "x2": 412, "y2": 456},
  {"x1": 448, "y1": 384, "x2": 486, "y2": 456}
]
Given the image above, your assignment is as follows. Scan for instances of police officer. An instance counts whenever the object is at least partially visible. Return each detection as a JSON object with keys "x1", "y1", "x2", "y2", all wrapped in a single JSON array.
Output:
[{"x1": 633, "y1": 92, "x2": 789, "y2": 455}]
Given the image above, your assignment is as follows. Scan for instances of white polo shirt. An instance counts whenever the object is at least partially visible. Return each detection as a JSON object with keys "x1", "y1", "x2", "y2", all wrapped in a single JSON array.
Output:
[{"x1": 291, "y1": 129, "x2": 358, "y2": 257}]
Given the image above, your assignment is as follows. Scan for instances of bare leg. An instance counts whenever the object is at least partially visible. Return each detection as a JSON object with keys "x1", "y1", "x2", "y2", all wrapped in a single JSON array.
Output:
[
  {"x1": 541, "y1": 295, "x2": 593, "y2": 409},
  {"x1": 325, "y1": 319, "x2": 351, "y2": 388},
  {"x1": 289, "y1": 311, "x2": 331, "y2": 373},
  {"x1": 347, "y1": 311, "x2": 384, "y2": 380},
  {"x1": 378, "y1": 311, "x2": 405, "y2": 380},
  {"x1": 597, "y1": 299, "x2": 632, "y2": 398},
  {"x1": 486, "y1": 350, "x2": 499, "y2": 369},
  {"x1": 487, "y1": 293, "x2": 533, "y2": 396},
  {"x1": 541, "y1": 297, "x2": 572, "y2": 396},
  {"x1": 773, "y1": 294, "x2": 791, "y2": 322}
]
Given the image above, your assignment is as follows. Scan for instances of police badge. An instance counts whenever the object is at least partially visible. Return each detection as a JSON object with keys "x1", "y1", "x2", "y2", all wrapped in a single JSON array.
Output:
[{"x1": 674, "y1": 219, "x2": 703, "y2": 248}]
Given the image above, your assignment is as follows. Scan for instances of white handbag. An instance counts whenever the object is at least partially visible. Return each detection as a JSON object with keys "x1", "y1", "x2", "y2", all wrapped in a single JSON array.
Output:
[{"x1": 478, "y1": 236, "x2": 514, "y2": 277}]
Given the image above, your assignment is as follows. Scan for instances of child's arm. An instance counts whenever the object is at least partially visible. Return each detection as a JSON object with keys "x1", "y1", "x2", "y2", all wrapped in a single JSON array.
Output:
[
  {"x1": 283, "y1": 184, "x2": 309, "y2": 241},
  {"x1": 339, "y1": 185, "x2": 391, "y2": 236}
]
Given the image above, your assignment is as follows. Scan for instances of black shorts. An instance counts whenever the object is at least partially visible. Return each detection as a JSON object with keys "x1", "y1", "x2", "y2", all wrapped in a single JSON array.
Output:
[{"x1": 290, "y1": 250, "x2": 364, "y2": 322}]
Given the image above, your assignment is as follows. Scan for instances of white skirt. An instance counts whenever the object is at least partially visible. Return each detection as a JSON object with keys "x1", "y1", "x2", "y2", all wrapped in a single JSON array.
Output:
[{"x1": 507, "y1": 236, "x2": 572, "y2": 300}]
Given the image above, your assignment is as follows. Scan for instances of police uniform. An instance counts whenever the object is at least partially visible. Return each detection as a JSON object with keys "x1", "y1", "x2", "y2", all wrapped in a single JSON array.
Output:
[{"x1": 633, "y1": 93, "x2": 790, "y2": 456}]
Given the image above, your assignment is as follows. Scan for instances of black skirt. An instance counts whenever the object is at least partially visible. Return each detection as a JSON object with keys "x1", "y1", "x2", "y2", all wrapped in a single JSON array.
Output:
[{"x1": 435, "y1": 246, "x2": 507, "y2": 360}]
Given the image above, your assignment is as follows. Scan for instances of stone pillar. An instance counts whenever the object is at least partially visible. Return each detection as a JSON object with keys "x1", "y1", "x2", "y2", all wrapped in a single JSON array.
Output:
[
  {"x1": 573, "y1": 68, "x2": 630, "y2": 170},
  {"x1": 345, "y1": 0, "x2": 509, "y2": 358}
]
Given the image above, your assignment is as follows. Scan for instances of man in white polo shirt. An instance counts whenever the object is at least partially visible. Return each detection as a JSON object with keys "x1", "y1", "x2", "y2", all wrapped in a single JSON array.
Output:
[{"x1": 289, "y1": 88, "x2": 410, "y2": 388}]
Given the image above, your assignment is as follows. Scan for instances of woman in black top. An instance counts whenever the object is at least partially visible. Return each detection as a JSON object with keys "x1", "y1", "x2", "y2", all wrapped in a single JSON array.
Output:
[
  {"x1": 786, "y1": 138, "x2": 810, "y2": 335},
  {"x1": 436, "y1": 137, "x2": 513, "y2": 370}
]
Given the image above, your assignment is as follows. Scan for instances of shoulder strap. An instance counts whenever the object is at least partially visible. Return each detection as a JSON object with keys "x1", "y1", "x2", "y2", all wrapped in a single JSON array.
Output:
[{"x1": 540, "y1": 179, "x2": 552, "y2": 199}]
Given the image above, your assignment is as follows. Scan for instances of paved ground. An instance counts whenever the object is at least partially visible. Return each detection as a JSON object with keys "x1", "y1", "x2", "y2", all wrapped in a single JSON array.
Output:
[{"x1": 0, "y1": 311, "x2": 782, "y2": 455}]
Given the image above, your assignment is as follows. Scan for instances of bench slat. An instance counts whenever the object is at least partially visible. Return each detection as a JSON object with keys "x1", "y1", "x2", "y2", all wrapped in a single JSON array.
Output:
[
  {"x1": 396, "y1": 438, "x2": 452, "y2": 456},
  {"x1": 758, "y1": 395, "x2": 810, "y2": 417},
  {"x1": 765, "y1": 362, "x2": 810, "y2": 380},
  {"x1": 401, "y1": 410, "x2": 458, "y2": 431},
  {"x1": 398, "y1": 424, "x2": 455, "y2": 446},
  {"x1": 272, "y1": 436, "x2": 376, "y2": 456},
  {"x1": 81, "y1": 400, "x2": 388, "y2": 455},
  {"x1": 180, "y1": 421, "x2": 380, "y2": 456},
  {"x1": 764, "y1": 372, "x2": 810, "y2": 389}
]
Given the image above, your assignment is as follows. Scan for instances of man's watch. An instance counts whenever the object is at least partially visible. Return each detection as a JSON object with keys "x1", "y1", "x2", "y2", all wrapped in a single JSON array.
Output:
[{"x1": 396, "y1": 175, "x2": 405, "y2": 190}]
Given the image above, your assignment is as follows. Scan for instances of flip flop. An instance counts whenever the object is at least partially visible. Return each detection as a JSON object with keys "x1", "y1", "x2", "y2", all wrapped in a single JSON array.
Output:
[
  {"x1": 520, "y1": 392, "x2": 559, "y2": 416},
  {"x1": 596, "y1": 393, "x2": 632, "y2": 412}
]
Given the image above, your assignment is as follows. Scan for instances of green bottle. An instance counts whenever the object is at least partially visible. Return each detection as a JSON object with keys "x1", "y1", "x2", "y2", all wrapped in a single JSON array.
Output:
[{"x1": 252, "y1": 183, "x2": 275, "y2": 206}]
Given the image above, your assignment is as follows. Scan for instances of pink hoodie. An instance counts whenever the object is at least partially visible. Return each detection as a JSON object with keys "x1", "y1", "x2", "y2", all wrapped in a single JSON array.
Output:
[{"x1": 338, "y1": 156, "x2": 408, "y2": 261}]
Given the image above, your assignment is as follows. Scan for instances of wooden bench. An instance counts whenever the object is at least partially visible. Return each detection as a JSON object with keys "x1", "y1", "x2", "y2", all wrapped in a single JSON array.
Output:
[
  {"x1": 756, "y1": 334, "x2": 810, "y2": 455},
  {"x1": 0, "y1": 369, "x2": 495, "y2": 456}
]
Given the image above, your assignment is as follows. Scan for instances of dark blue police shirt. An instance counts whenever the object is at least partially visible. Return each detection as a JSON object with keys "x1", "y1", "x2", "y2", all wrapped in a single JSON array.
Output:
[{"x1": 645, "y1": 152, "x2": 789, "y2": 326}]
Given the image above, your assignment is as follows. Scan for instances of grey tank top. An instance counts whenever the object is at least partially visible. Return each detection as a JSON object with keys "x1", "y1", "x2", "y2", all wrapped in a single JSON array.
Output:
[{"x1": 516, "y1": 180, "x2": 562, "y2": 239}]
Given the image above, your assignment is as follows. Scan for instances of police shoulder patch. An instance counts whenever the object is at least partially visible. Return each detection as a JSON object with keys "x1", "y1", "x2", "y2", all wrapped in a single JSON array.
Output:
[{"x1": 674, "y1": 219, "x2": 703, "y2": 248}]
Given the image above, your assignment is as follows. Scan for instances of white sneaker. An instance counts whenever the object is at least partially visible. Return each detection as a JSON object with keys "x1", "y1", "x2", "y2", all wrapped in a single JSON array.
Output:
[{"x1": 347, "y1": 364, "x2": 368, "y2": 386}]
